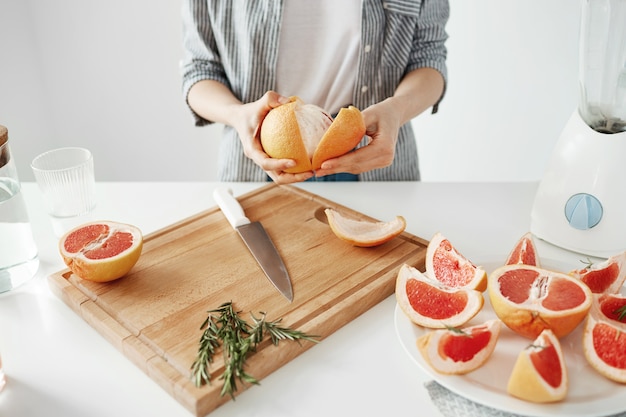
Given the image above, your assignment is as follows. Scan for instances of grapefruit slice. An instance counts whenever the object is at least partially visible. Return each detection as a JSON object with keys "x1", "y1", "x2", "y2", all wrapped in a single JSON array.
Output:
[
  {"x1": 582, "y1": 293, "x2": 626, "y2": 383},
  {"x1": 488, "y1": 264, "x2": 592, "y2": 339},
  {"x1": 324, "y1": 208, "x2": 405, "y2": 247},
  {"x1": 59, "y1": 221, "x2": 143, "y2": 282},
  {"x1": 425, "y1": 232, "x2": 487, "y2": 291},
  {"x1": 505, "y1": 232, "x2": 540, "y2": 267},
  {"x1": 395, "y1": 264, "x2": 484, "y2": 329},
  {"x1": 569, "y1": 251, "x2": 626, "y2": 294},
  {"x1": 416, "y1": 319, "x2": 501, "y2": 375},
  {"x1": 507, "y1": 329, "x2": 568, "y2": 403}
]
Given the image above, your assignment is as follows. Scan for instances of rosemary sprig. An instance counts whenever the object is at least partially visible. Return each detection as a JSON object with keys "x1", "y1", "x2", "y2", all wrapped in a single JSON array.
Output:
[
  {"x1": 190, "y1": 301, "x2": 318, "y2": 398},
  {"x1": 579, "y1": 257, "x2": 594, "y2": 270},
  {"x1": 614, "y1": 304, "x2": 626, "y2": 322}
]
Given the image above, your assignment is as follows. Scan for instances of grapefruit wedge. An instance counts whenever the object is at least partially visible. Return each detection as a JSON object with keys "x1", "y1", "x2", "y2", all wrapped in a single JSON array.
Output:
[
  {"x1": 425, "y1": 232, "x2": 487, "y2": 291},
  {"x1": 395, "y1": 264, "x2": 484, "y2": 329},
  {"x1": 488, "y1": 264, "x2": 592, "y2": 339},
  {"x1": 417, "y1": 319, "x2": 501, "y2": 375},
  {"x1": 505, "y1": 232, "x2": 540, "y2": 267},
  {"x1": 59, "y1": 221, "x2": 143, "y2": 282},
  {"x1": 507, "y1": 329, "x2": 568, "y2": 403},
  {"x1": 583, "y1": 293, "x2": 626, "y2": 383},
  {"x1": 569, "y1": 251, "x2": 626, "y2": 294}
]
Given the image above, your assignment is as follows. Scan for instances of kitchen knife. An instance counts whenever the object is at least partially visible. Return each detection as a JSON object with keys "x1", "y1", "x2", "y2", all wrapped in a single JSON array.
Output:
[{"x1": 213, "y1": 187, "x2": 293, "y2": 302}]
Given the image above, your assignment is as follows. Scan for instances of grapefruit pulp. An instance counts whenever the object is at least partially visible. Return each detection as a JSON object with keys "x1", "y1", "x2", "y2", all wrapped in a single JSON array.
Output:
[
  {"x1": 59, "y1": 221, "x2": 143, "y2": 282},
  {"x1": 507, "y1": 329, "x2": 568, "y2": 403},
  {"x1": 488, "y1": 264, "x2": 592, "y2": 339},
  {"x1": 425, "y1": 232, "x2": 487, "y2": 291},
  {"x1": 416, "y1": 319, "x2": 501, "y2": 375},
  {"x1": 395, "y1": 264, "x2": 484, "y2": 329}
]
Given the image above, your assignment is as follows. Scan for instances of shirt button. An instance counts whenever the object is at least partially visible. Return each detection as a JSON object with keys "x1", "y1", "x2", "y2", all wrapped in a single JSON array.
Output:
[
  {"x1": 361, "y1": 85, "x2": 369, "y2": 93},
  {"x1": 364, "y1": 44, "x2": 371, "y2": 53}
]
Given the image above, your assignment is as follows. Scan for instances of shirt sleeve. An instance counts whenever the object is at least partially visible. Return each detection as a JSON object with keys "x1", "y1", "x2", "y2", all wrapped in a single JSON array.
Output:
[
  {"x1": 408, "y1": 0, "x2": 449, "y2": 113},
  {"x1": 180, "y1": 0, "x2": 230, "y2": 126}
]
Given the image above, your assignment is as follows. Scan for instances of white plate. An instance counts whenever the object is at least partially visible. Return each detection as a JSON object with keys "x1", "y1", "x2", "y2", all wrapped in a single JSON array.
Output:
[{"x1": 394, "y1": 260, "x2": 626, "y2": 417}]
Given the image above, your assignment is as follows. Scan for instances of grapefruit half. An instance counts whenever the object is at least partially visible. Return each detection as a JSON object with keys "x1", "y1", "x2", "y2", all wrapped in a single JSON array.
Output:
[
  {"x1": 425, "y1": 232, "x2": 487, "y2": 291},
  {"x1": 395, "y1": 264, "x2": 484, "y2": 329},
  {"x1": 582, "y1": 293, "x2": 626, "y2": 383},
  {"x1": 416, "y1": 319, "x2": 501, "y2": 375},
  {"x1": 569, "y1": 251, "x2": 626, "y2": 294},
  {"x1": 507, "y1": 329, "x2": 568, "y2": 403},
  {"x1": 59, "y1": 221, "x2": 143, "y2": 282},
  {"x1": 488, "y1": 264, "x2": 592, "y2": 339}
]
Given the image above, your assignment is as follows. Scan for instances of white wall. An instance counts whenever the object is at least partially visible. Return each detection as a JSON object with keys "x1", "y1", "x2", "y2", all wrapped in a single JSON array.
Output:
[{"x1": 1, "y1": 0, "x2": 581, "y2": 183}]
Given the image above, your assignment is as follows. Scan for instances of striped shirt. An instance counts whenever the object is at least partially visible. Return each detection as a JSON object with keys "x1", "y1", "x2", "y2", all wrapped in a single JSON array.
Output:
[{"x1": 181, "y1": 0, "x2": 449, "y2": 181}]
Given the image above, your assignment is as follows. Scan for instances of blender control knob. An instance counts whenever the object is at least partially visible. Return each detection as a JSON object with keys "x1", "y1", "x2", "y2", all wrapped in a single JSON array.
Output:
[{"x1": 565, "y1": 193, "x2": 603, "y2": 230}]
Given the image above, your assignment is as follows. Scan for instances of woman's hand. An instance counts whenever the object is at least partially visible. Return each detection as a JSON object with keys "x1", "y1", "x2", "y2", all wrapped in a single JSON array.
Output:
[
  {"x1": 314, "y1": 99, "x2": 401, "y2": 177},
  {"x1": 232, "y1": 91, "x2": 315, "y2": 184}
]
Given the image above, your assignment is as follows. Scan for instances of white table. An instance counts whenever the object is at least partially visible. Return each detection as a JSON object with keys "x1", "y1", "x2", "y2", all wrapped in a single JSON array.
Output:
[{"x1": 0, "y1": 181, "x2": 585, "y2": 417}]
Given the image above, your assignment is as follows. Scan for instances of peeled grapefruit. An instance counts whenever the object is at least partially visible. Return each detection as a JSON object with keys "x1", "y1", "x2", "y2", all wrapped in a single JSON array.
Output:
[
  {"x1": 569, "y1": 251, "x2": 626, "y2": 294},
  {"x1": 260, "y1": 97, "x2": 365, "y2": 173},
  {"x1": 324, "y1": 208, "x2": 406, "y2": 247},
  {"x1": 425, "y1": 233, "x2": 487, "y2": 291},
  {"x1": 507, "y1": 329, "x2": 568, "y2": 403},
  {"x1": 505, "y1": 232, "x2": 540, "y2": 267},
  {"x1": 395, "y1": 264, "x2": 484, "y2": 329},
  {"x1": 59, "y1": 221, "x2": 143, "y2": 282},
  {"x1": 416, "y1": 319, "x2": 501, "y2": 375},
  {"x1": 488, "y1": 264, "x2": 592, "y2": 339},
  {"x1": 582, "y1": 293, "x2": 626, "y2": 383}
]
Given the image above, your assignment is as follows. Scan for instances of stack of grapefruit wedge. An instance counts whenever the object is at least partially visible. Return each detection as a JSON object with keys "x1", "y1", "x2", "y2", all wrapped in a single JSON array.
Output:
[{"x1": 396, "y1": 231, "x2": 626, "y2": 406}]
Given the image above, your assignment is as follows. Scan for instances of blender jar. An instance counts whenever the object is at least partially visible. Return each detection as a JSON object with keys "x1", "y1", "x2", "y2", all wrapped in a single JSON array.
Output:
[{"x1": 578, "y1": 0, "x2": 626, "y2": 133}]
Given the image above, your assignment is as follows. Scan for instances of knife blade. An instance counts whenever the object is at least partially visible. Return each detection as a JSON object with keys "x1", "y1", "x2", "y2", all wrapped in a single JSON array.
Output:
[{"x1": 213, "y1": 187, "x2": 293, "y2": 302}]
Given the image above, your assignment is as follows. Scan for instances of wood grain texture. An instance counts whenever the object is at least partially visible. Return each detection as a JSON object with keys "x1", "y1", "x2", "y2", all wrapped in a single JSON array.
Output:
[{"x1": 48, "y1": 184, "x2": 428, "y2": 416}]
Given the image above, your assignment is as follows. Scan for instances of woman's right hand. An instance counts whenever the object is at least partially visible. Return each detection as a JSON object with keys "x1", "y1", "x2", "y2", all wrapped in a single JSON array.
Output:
[{"x1": 232, "y1": 91, "x2": 314, "y2": 184}]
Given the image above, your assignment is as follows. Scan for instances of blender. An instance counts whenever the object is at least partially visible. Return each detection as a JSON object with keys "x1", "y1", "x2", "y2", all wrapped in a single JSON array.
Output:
[{"x1": 530, "y1": 0, "x2": 626, "y2": 258}]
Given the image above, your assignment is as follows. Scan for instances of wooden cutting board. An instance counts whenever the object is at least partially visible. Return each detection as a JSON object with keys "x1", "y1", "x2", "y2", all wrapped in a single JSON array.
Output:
[{"x1": 48, "y1": 184, "x2": 428, "y2": 416}]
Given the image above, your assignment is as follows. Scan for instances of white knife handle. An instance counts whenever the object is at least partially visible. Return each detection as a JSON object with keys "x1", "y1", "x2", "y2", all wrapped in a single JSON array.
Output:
[{"x1": 213, "y1": 187, "x2": 251, "y2": 229}]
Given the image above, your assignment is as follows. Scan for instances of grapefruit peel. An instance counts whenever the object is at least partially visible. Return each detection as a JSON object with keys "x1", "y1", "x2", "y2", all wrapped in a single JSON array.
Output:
[{"x1": 325, "y1": 208, "x2": 405, "y2": 247}]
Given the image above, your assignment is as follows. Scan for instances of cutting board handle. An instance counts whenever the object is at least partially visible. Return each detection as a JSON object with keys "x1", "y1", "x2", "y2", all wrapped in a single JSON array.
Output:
[{"x1": 213, "y1": 187, "x2": 251, "y2": 229}]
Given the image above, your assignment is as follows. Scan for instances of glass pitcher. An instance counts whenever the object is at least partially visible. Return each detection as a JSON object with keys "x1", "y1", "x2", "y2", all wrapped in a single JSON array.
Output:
[
  {"x1": 578, "y1": 0, "x2": 626, "y2": 133},
  {"x1": 0, "y1": 125, "x2": 39, "y2": 292}
]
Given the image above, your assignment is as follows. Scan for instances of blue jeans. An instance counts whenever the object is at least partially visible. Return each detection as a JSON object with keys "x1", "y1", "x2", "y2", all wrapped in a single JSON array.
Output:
[{"x1": 267, "y1": 173, "x2": 358, "y2": 182}]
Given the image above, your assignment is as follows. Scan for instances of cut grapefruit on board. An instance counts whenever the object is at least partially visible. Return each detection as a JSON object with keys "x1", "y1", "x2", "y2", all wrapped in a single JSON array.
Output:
[
  {"x1": 569, "y1": 251, "x2": 626, "y2": 294},
  {"x1": 583, "y1": 293, "x2": 626, "y2": 383},
  {"x1": 505, "y1": 232, "x2": 540, "y2": 267},
  {"x1": 59, "y1": 221, "x2": 143, "y2": 282},
  {"x1": 324, "y1": 208, "x2": 405, "y2": 247},
  {"x1": 425, "y1": 232, "x2": 487, "y2": 291},
  {"x1": 395, "y1": 264, "x2": 484, "y2": 329},
  {"x1": 488, "y1": 264, "x2": 592, "y2": 339},
  {"x1": 507, "y1": 329, "x2": 568, "y2": 403},
  {"x1": 416, "y1": 319, "x2": 501, "y2": 375}
]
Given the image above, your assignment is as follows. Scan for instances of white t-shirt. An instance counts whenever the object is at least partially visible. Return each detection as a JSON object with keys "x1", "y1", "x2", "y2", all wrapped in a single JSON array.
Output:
[{"x1": 275, "y1": 0, "x2": 361, "y2": 115}]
